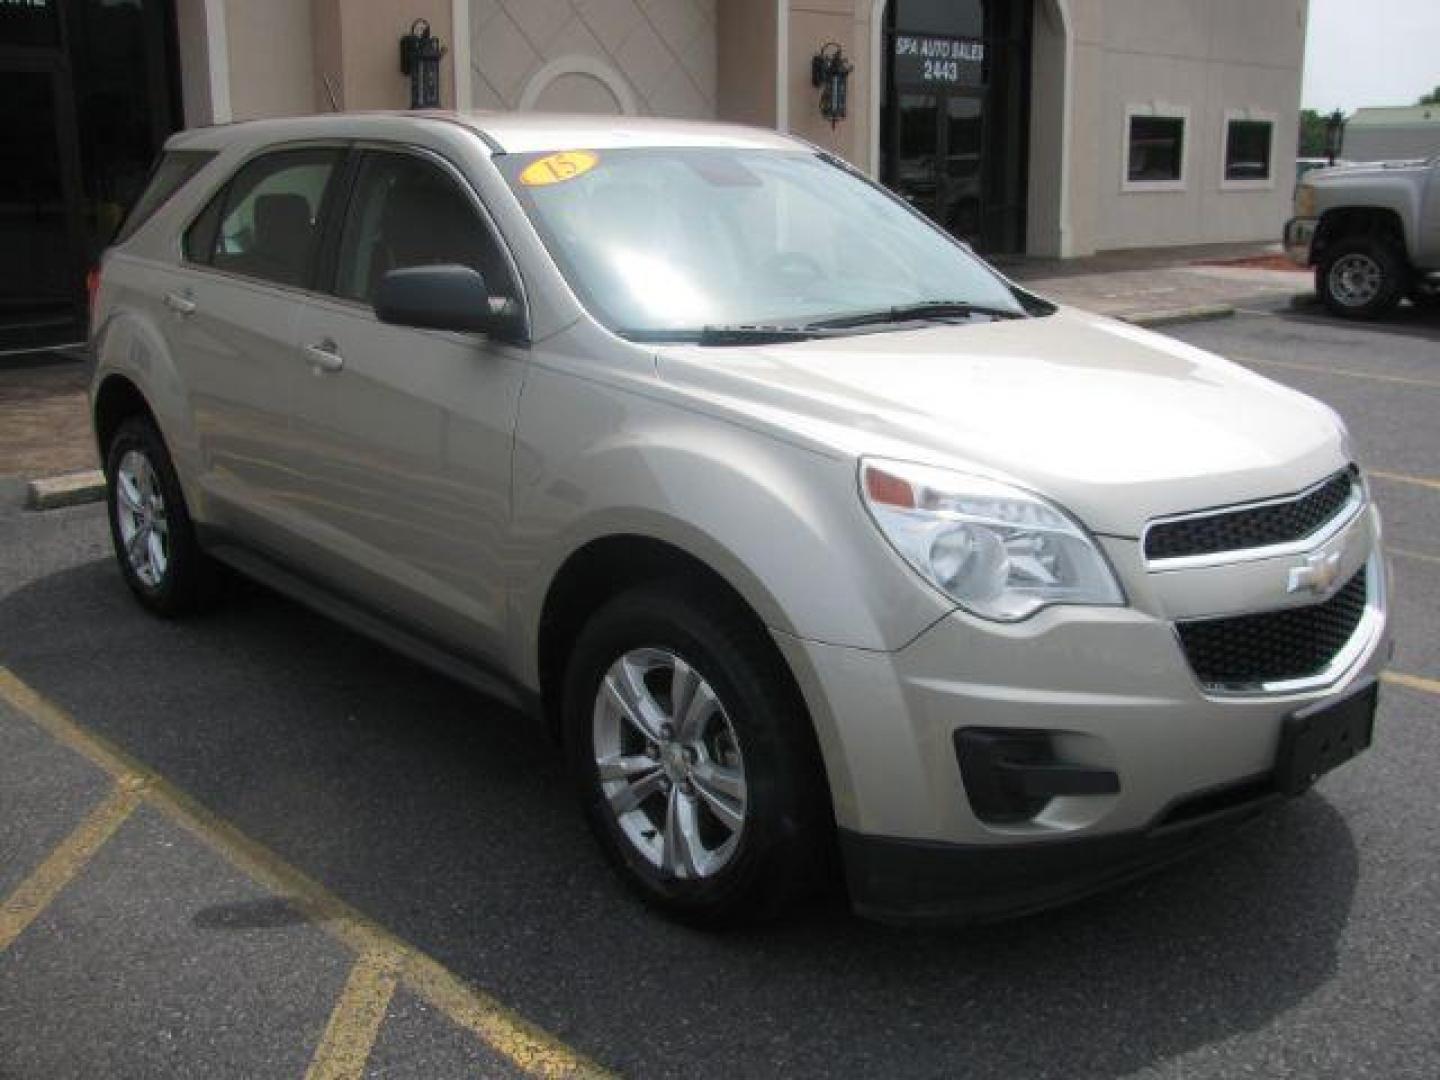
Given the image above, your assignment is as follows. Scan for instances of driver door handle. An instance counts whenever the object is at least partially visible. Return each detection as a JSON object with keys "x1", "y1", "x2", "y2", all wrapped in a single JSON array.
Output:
[{"x1": 304, "y1": 340, "x2": 345, "y2": 374}]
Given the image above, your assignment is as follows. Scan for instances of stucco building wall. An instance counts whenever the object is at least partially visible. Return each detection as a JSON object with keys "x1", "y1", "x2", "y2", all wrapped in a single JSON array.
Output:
[{"x1": 172, "y1": 0, "x2": 1309, "y2": 258}]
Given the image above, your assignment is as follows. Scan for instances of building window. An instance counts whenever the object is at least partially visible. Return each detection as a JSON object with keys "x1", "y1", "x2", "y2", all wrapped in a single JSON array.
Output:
[
  {"x1": 1124, "y1": 109, "x2": 1187, "y2": 190},
  {"x1": 1222, "y1": 112, "x2": 1276, "y2": 188}
]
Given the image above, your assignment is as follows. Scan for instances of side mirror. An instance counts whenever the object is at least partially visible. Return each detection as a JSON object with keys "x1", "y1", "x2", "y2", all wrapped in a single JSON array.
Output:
[{"x1": 373, "y1": 264, "x2": 498, "y2": 334}]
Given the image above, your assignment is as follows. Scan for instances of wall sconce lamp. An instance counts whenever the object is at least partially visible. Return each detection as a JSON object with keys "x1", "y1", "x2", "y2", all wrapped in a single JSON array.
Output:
[
  {"x1": 400, "y1": 19, "x2": 446, "y2": 109},
  {"x1": 811, "y1": 42, "x2": 853, "y2": 128}
]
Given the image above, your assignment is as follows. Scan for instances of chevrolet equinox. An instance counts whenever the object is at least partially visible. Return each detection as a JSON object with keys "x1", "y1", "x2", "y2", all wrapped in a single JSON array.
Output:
[{"x1": 90, "y1": 112, "x2": 1389, "y2": 926}]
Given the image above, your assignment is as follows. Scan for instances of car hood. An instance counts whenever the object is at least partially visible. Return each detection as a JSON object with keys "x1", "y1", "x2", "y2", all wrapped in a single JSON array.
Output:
[{"x1": 654, "y1": 308, "x2": 1349, "y2": 537}]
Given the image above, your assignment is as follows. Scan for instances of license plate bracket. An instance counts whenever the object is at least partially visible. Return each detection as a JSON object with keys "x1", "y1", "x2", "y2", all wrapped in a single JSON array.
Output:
[{"x1": 1275, "y1": 681, "x2": 1377, "y2": 796}]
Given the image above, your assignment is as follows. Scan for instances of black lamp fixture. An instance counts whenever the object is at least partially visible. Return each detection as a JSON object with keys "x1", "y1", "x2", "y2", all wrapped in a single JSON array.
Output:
[
  {"x1": 400, "y1": 18, "x2": 446, "y2": 109},
  {"x1": 1324, "y1": 108, "x2": 1346, "y2": 166},
  {"x1": 811, "y1": 42, "x2": 853, "y2": 128}
]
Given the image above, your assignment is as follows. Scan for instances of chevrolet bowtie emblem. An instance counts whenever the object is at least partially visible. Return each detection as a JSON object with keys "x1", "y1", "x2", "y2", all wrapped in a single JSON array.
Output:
[{"x1": 1287, "y1": 550, "x2": 1343, "y2": 596}]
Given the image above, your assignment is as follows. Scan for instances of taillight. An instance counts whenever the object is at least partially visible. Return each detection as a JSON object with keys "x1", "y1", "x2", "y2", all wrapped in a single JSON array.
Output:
[{"x1": 85, "y1": 266, "x2": 100, "y2": 330}]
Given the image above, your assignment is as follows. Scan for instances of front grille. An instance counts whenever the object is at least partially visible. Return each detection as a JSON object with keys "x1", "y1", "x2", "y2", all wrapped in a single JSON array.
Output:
[
  {"x1": 1145, "y1": 469, "x2": 1355, "y2": 561},
  {"x1": 1177, "y1": 566, "x2": 1368, "y2": 689}
]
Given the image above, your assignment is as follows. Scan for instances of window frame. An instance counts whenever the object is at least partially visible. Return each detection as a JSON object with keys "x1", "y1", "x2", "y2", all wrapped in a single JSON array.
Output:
[
  {"x1": 314, "y1": 141, "x2": 531, "y2": 342},
  {"x1": 1220, "y1": 109, "x2": 1277, "y2": 191},
  {"x1": 1122, "y1": 104, "x2": 1190, "y2": 193},
  {"x1": 177, "y1": 140, "x2": 349, "y2": 296}
]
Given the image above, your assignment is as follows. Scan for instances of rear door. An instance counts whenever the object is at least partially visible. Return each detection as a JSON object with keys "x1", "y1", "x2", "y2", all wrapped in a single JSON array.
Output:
[
  {"x1": 285, "y1": 146, "x2": 529, "y2": 662},
  {"x1": 161, "y1": 145, "x2": 345, "y2": 541}
]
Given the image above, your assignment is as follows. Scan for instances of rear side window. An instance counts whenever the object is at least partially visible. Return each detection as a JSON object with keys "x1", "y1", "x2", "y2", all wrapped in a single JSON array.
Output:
[
  {"x1": 112, "y1": 150, "x2": 215, "y2": 246},
  {"x1": 190, "y1": 148, "x2": 343, "y2": 289}
]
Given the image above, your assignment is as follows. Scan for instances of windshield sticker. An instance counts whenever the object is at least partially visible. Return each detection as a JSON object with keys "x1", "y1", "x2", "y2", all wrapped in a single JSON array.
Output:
[{"x1": 519, "y1": 151, "x2": 599, "y2": 187}]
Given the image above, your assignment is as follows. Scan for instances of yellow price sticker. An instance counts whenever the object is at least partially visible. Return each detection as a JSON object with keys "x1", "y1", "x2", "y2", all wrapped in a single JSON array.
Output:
[{"x1": 519, "y1": 150, "x2": 600, "y2": 187}]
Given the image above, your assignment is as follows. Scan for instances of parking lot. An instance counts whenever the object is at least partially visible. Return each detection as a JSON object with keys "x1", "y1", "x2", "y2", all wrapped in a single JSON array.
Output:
[{"x1": 2, "y1": 296, "x2": 1438, "y2": 1078}]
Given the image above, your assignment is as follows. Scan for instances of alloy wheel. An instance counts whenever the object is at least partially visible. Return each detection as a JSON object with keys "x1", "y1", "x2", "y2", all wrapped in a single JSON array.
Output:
[
  {"x1": 114, "y1": 449, "x2": 170, "y2": 588},
  {"x1": 592, "y1": 647, "x2": 748, "y2": 879}
]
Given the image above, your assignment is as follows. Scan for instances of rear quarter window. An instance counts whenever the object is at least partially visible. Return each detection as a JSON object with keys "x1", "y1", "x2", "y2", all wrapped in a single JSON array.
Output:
[{"x1": 111, "y1": 150, "x2": 216, "y2": 246}]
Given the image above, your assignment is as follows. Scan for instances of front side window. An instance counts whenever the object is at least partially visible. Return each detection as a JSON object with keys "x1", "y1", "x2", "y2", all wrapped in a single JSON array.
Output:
[
  {"x1": 1126, "y1": 115, "x2": 1186, "y2": 185},
  {"x1": 497, "y1": 147, "x2": 1025, "y2": 339},
  {"x1": 200, "y1": 148, "x2": 342, "y2": 288},
  {"x1": 1224, "y1": 119, "x2": 1274, "y2": 183},
  {"x1": 333, "y1": 151, "x2": 513, "y2": 304}
]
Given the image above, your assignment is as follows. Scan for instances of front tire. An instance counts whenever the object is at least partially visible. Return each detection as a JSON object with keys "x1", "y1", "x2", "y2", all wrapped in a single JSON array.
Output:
[
  {"x1": 1316, "y1": 237, "x2": 1408, "y2": 319},
  {"x1": 105, "y1": 415, "x2": 220, "y2": 616},
  {"x1": 562, "y1": 582, "x2": 832, "y2": 928}
]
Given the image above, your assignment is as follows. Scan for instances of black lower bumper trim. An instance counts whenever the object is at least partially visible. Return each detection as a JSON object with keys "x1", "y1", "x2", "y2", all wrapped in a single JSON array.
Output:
[{"x1": 840, "y1": 787, "x2": 1283, "y2": 926}]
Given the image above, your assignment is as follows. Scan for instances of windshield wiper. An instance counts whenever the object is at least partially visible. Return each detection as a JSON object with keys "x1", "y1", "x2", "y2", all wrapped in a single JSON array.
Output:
[
  {"x1": 694, "y1": 324, "x2": 828, "y2": 346},
  {"x1": 806, "y1": 300, "x2": 1026, "y2": 330}
]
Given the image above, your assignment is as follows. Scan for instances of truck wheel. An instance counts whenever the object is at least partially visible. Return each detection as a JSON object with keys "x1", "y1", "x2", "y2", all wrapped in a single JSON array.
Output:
[
  {"x1": 562, "y1": 581, "x2": 832, "y2": 928},
  {"x1": 105, "y1": 415, "x2": 221, "y2": 616},
  {"x1": 1317, "y1": 237, "x2": 1408, "y2": 319}
]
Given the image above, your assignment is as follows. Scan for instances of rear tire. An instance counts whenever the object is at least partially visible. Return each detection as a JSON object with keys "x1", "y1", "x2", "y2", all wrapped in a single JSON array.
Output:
[
  {"x1": 104, "y1": 415, "x2": 221, "y2": 616},
  {"x1": 1316, "y1": 236, "x2": 1408, "y2": 320},
  {"x1": 562, "y1": 581, "x2": 832, "y2": 928}
]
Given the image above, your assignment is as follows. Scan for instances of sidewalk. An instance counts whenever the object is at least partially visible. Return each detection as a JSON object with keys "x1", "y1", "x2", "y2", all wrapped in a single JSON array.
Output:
[
  {"x1": 998, "y1": 240, "x2": 1310, "y2": 319},
  {"x1": 0, "y1": 351, "x2": 97, "y2": 483}
]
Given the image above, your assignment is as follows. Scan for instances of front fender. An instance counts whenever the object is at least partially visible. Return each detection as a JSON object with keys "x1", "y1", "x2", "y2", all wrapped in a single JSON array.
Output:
[{"x1": 506, "y1": 361, "x2": 954, "y2": 685}]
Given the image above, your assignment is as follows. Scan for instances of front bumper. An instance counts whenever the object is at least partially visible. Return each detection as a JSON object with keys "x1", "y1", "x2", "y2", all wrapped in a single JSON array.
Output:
[
  {"x1": 772, "y1": 504, "x2": 1390, "y2": 923},
  {"x1": 839, "y1": 778, "x2": 1284, "y2": 924},
  {"x1": 1285, "y1": 217, "x2": 1318, "y2": 265}
]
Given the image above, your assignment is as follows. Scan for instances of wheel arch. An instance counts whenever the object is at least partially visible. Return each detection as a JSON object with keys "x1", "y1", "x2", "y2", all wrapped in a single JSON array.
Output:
[
  {"x1": 1314, "y1": 206, "x2": 1409, "y2": 263},
  {"x1": 534, "y1": 529, "x2": 845, "y2": 854},
  {"x1": 535, "y1": 531, "x2": 794, "y2": 730},
  {"x1": 93, "y1": 373, "x2": 159, "y2": 467}
]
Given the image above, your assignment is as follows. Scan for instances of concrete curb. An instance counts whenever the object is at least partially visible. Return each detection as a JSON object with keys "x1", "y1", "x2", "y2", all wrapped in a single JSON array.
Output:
[
  {"x1": 26, "y1": 469, "x2": 105, "y2": 511},
  {"x1": 1118, "y1": 304, "x2": 1236, "y2": 329}
]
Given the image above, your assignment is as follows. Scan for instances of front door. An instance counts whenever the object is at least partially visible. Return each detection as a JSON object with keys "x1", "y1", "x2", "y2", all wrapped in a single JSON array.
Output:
[{"x1": 287, "y1": 148, "x2": 528, "y2": 664}]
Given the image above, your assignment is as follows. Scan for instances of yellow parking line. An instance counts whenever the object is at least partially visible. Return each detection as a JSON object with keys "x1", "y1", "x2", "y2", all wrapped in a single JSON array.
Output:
[
  {"x1": 0, "y1": 668, "x2": 611, "y2": 1080},
  {"x1": 1236, "y1": 355, "x2": 1440, "y2": 390},
  {"x1": 304, "y1": 952, "x2": 400, "y2": 1080},
  {"x1": 0, "y1": 781, "x2": 141, "y2": 952},
  {"x1": 1369, "y1": 470, "x2": 1440, "y2": 493},
  {"x1": 1383, "y1": 671, "x2": 1440, "y2": 697}
]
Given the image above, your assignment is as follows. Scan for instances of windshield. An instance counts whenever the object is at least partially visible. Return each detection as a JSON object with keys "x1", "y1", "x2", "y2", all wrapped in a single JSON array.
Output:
[{"x1": 496, "y1": 147, "x2": 1028, "y2": 339}]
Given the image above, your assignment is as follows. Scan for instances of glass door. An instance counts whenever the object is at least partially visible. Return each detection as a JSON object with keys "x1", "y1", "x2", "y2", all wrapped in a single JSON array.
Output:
[
  {"x1": 885, "y1": 90, "x2": 986, "y2": 249},
  {"x1": 940, "y1": 93, "x2": 983, "y2": 245},
  {"x1": 0, "y1": 63, "x2": 86, "y2": 351}
]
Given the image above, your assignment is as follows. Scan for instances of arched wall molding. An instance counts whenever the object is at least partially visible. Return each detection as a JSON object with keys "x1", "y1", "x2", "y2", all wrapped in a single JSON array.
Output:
[{"x1": 517, "y1": 54, "x2": 639, "y2": 115}]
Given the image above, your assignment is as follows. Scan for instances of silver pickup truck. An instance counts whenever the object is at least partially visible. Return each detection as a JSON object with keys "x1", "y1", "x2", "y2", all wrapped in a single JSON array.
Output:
[{"x1": 1285, "y1": 156, "x2": 1440, "y2": 318}]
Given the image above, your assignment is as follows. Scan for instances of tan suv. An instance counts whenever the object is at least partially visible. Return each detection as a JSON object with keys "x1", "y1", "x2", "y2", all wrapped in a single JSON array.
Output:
[{"x1": 91, "y1": 112, "x2": 1389, "y2": 926}]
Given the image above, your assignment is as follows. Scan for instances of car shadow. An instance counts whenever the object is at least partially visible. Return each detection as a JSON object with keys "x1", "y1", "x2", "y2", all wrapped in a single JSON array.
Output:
[
  {"x1": 1275, "y1": 298, "x2": 1440, "y2": 345},
  {"x1": 0, "y1": 557, "x2": 1361, "y2": 1078}
]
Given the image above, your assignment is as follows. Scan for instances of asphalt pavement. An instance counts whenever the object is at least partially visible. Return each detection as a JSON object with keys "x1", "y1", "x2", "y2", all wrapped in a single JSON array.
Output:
[{"x1": 1, "y1": 296, "x2": 1438, "y2": 1078}]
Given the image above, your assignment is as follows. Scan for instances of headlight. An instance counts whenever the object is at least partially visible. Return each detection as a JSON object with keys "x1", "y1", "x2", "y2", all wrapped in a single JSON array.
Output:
[
  {"x1": 860, "y1": 458, "x2": 1124, "y2": 622},
  {"x1": 1295, "y1": 184, "x2": 1317, "y2": 218}
]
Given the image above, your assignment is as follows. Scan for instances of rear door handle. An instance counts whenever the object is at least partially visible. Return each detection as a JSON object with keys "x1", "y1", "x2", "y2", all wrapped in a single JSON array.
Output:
[
  {"x1": 163, "y1": 290, "x2": 196, "y2": 316},
  {"x1": 304, "y1": 340, "x2": 345, "y2": 374}
]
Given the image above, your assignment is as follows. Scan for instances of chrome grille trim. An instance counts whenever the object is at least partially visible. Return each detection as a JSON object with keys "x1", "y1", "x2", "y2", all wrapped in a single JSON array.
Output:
[{"x1": 1143, "y1": 468, "x2": 1365, "y2": 572}]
